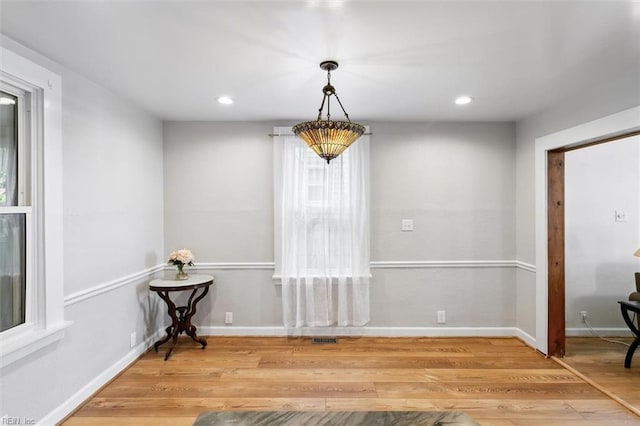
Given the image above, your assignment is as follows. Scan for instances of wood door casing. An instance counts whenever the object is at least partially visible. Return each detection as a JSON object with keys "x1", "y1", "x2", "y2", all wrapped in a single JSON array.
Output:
[{"x1": 547, "y1": 149, "x2": 565, "y2": 357}]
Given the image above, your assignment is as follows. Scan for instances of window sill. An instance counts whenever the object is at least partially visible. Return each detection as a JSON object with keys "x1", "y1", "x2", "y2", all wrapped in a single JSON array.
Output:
[{"x1": 0, "y1": 320, "x2": 73, "y2": 369}]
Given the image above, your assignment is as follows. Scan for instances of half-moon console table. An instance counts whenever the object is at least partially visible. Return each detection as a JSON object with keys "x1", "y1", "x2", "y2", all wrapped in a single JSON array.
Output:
[{"x1": 149, "y1": 274, "x2": 214, "y2": 360}]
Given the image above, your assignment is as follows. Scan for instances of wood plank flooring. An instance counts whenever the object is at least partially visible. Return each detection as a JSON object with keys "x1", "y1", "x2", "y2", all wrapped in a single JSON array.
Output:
[
  {"x1": 562, "y1": 337, "x2": 640, "y2": 411},
  {"x1": 62, "y1": 337, "x2": 640, "y2": 425}
]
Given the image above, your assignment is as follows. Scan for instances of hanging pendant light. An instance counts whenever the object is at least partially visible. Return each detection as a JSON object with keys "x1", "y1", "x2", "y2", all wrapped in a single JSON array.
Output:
[{"x1": 292, "y1": 60, "x2": 365, "y2": 164}]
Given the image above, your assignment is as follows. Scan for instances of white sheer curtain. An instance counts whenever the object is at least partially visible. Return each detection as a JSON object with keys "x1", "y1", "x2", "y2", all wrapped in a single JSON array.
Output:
[{"x1": 275, "y1": 128, "x2": 370, "y2": 328}]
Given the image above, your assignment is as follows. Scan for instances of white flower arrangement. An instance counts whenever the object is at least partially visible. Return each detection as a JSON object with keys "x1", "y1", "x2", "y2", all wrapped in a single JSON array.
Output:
[{"x1": 167, "y1": 248, "x2": 195, "y2": 267}]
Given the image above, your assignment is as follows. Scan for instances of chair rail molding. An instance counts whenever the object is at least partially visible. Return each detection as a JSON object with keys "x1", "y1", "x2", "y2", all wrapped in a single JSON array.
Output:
[
  {"x1": 64, "y1": 265, "x2": 165, "y2": 306},
  {"x1": 64, "y1": 261, "x2": 536, "y2": 305},
  {"x1": 371, "y1": 260, "x2": 536, "y2": 271},
  {"x1": 192, "y1": 262, "x2": 276, "y2": 270},
  {"x1": 191, "y1": 260, "x2": 537, "y2": 271}
]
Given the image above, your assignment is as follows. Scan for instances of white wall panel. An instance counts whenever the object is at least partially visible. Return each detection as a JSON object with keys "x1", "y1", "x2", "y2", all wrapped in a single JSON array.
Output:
[
  {"x1": 0, "y1": 36, "x2": 164, "y2": 423},
  {"x1": 163, "y1": 121, "x2": 517, "y2": 329},
  {"x1": 565, "y1": 136, "x2": 640, "y2": 329}
]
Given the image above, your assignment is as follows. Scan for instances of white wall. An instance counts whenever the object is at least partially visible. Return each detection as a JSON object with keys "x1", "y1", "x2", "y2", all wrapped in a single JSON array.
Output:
[
  {"x1": 163, "y1": 121, "x2": 518, "y2": 330},
  {"x1": 370, "y1": 122, "x2": 516, "y2": 261},
  {"x1": 565, "y1": 136, "x2": 640, "y2": 331},
  {"x1": 514, "y1": 67, "x2": 640, "y2": 340},
  {"x1": 163, "y1": 121, "x2": 274, "y2": 263},
  {"x1": 370, "y1": 123, "x2": 517, "y2": 329},
  {"x1": 0, "y1": 36, "x2": 165, "y2": 423}
]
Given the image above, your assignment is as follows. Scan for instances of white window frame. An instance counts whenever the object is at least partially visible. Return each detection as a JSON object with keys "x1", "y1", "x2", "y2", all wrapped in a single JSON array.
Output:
[
  {"x1": 1, "y1": 82, "x2": 32, "y2": 337},
  {"x1": 0, "y1": 47, "x2": 70, "y2": 368}
]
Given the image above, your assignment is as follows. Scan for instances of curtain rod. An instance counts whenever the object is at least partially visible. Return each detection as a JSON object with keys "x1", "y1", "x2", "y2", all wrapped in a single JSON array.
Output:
[{"x1": 268, "y1": 132, "x2": 372, "y2": 137}]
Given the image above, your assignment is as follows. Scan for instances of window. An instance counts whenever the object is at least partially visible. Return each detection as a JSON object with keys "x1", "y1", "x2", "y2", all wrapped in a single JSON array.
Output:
[
  {"x1": 299, "y1": 148, "x2": 355, "y2": 274},
  {"x1": 0, "y1": 47, "x2": 68, "y2": 368},
  {"x1": 0, "y1": 87, "x2": 27, "y2": 333},
  {"x1": 273, "y1": 127, "x2": 370, "y2": 327}
]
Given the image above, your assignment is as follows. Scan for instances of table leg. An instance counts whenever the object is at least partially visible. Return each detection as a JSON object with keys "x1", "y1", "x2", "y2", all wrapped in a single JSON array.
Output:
[
  {"x1": 625, "y1": 338, "x2": 640, "y2": 368},
  {"x1": 154, "y1": 290, "x2": 181, "y2": 360},
  {"x1": 182, "y1": 285, "x2": 210, "y2": 349},
  {"x1": 619, "y1": 304, "x2": 640, "y2": 368},
  {"x1": 153, "y1": 323, "x2": 174, "y2": 352}
]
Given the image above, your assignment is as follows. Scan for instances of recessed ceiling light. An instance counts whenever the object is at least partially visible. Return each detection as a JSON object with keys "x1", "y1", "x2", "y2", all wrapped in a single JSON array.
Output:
[
  {"x1": 217, "y1": 96, "x2": 233, "y2": 105},
  {"x1": 0, "y1": 97, "x2": 16, "y2": 105},
  {"x1": 455, "y1": 96, "x2": 473, "y2": 105}
]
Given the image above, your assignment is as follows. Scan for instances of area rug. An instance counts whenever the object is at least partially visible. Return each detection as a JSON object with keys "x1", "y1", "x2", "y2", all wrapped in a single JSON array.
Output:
[{"x1": 193, "y1": 410, "x2": 479, "y2": 425}]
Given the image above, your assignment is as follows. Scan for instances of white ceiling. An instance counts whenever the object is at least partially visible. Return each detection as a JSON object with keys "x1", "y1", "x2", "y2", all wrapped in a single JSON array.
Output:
[{"x1": 1, "y1": 1, "x2": 638, "y2": 122}]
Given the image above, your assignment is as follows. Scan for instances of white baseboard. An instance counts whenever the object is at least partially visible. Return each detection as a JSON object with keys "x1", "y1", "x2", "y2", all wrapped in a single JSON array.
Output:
[
  {"x1": 515, "y1": 328, "x2": 537, "y2": 347},
  {"x1": 565, "y1": 327, "x2": 632, "y2": 337},
  {"x1": 38, "y1": 329, "x2": 164, "y2": 426},
  {"x1": 199, "y1": 325, "x2": 530, "y2": 339}
]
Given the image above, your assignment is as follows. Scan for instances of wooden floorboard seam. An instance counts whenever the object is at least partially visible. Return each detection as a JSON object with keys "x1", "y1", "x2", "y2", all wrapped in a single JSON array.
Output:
[{"x1": 552, "y1": 355, "x2": 640, "y2": 418}]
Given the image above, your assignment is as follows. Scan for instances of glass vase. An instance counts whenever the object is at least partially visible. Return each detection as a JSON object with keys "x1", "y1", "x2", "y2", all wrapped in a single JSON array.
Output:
[{"x1": 176, "y1": 264, "x2": 189, "y2": 280}]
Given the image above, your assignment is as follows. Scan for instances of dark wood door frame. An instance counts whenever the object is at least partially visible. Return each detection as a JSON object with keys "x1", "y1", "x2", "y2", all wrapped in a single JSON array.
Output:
[
  {"x1": 546, "y1": 130, "x2": 640, "y2": 357},
  {"x1": 547, "y1": 150, "x2": 565, "y2": 356}
]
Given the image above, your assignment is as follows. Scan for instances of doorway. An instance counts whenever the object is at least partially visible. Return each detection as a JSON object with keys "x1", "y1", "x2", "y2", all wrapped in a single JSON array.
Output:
[
  {"x1": 534, "y1": 106, "x2": 640, "y2": 357},
  {"x1": 547, "y1": 132, "x2": 640, "y2": 356}
]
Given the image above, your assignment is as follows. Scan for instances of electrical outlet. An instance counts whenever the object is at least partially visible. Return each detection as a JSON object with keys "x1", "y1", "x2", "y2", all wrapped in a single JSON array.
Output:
[
  {"x1": 580, "y1": 311, "x2": 587, "y2": 322},
  {"x1": 130, "y1": 331, "x2": 136, "y2": 348},
  {"x1": 225, "y1": 312, "x2": 233, "y2": 325},
  {"x1": 401, "y1": 219, "x2": 414, "y2": 232},
  {"x1": 437, "y1": 310, "x2": 446, "y2": 324}
]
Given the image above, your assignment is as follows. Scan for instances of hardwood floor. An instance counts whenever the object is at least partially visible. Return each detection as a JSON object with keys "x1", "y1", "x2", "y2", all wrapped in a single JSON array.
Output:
[
  {"x1": 62, "y1": 337, "x2": 640, "y2": 425},
  {"x1": 561, "y1": 337, "x2": 640, "y2": 413}
]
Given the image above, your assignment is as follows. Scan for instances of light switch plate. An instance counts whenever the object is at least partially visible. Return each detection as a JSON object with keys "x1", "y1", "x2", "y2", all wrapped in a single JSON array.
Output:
[{"x1": 615, "y1": 211, "x2": 628, "y2": 222}]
